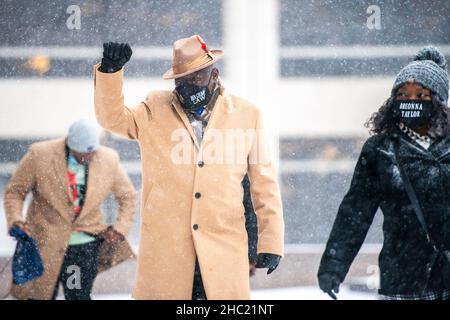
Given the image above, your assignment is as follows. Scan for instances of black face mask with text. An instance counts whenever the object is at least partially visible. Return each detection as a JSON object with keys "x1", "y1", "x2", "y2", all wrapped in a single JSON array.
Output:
[
  {"x1": 175, "y1": 73, "x2": 214, "y2": 111},
  {"x1": 392, "y1": 100, "x2": 433, "y2": 129}
]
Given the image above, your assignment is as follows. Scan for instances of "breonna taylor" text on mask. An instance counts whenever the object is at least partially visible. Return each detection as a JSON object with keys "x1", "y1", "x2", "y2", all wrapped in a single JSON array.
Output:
[{"x1": 392, "y1": 100, "x2": 434, "y2": 129}]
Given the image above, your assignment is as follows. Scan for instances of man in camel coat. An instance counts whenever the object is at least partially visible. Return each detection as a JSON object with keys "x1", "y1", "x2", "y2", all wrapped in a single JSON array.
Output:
[
  {"x1": 3, "y1": 119, "x2": 136, "y2": 299},
  {"x1": 94, "y1": 35, "x2": 285, "y2": 299}
]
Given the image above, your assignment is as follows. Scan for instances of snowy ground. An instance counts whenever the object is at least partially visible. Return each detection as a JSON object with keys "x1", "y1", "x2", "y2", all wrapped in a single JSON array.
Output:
[{"x1": 85, "y1": 286, "x2": 378, "y2": 300}]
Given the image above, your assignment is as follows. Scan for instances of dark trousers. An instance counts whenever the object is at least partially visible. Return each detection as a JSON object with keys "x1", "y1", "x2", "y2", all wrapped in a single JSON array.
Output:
[
  {"x1": 192, "y1": 257, "x2": 207, "y2": 300},
  {"x1": 51, "y1": 240, "x2": 100, "y2": 300}
]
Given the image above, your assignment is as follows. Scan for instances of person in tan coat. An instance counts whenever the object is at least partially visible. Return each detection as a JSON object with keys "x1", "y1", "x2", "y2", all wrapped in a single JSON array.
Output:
[
  {"x1": 3, "y1": 119, "x2": 136, "y2": 300},
  {"x1": 94, "y1": 35, "x2": 285, "y2": 300}
]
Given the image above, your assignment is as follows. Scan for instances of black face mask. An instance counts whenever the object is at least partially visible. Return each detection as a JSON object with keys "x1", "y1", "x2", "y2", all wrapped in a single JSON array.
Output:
[
  {"x1": 175, "y1": 73, "x2": 214, "y2": 110},
  {"x1": 392, "y1": 100, "x2": 433, "y2": 129}
]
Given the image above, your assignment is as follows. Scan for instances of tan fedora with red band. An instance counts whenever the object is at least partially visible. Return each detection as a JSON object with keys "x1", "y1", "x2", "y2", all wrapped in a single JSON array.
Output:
[{"x1": 163, "y1": 35, "x2": 223, "y2": 80}]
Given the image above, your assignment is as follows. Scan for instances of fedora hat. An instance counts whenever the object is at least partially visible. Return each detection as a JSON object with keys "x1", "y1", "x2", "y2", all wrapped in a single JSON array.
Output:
[{"x1": 163, "y1": 35, "x2": 223, "y2": 80}]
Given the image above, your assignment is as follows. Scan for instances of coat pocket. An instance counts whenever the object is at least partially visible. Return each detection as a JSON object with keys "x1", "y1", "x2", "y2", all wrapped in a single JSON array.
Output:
[
  {"x1": 142, "y1": 181, "x2": 155, "y2": 211},
  {"x1": 143, "y1": 182, "x2": 167, "y2": 212}
]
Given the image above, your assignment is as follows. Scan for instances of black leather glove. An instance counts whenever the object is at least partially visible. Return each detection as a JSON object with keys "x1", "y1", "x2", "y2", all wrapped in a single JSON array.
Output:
[
  {"x1": 318, "y1": 272, "x2": 341, "y2": 300},
  {"x1": 99, "y1": 42, "x2": 132, "y2": 73},
  {"x1": 255, "y1": 253, "x2": 281, "y2": 275}
]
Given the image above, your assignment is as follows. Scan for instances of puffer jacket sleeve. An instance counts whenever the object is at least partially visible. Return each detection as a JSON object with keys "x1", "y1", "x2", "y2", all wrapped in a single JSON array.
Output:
[{"x1": 318, "y1": 136, "x2": 382, "y2": 281}]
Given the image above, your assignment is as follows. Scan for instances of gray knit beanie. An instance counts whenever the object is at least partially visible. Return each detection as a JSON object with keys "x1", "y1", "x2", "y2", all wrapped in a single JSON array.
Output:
[
  {"x1": 67, "y1": 119, "x2": 101, "y2": 153},
  {"x1": 392, "y1": 46, "x2": 449, "y2": 103}
]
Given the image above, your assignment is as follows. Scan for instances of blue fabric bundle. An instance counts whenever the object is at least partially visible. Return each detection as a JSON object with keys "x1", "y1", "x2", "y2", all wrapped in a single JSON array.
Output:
[{"x1": 9, "y1": 227, "x2": 44, "y2": 285}]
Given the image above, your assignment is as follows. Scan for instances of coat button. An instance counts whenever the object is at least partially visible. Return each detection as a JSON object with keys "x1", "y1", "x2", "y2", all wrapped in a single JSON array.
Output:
[
  {"x1": 195, "y1": 192, "x2": 201, "y2": 199},
  {"x1": 193, "y1": 224, "x2": 199, "y2": 230},
  {"x1": 198, "y1": 160, "x2": 204, "y2": 167}
]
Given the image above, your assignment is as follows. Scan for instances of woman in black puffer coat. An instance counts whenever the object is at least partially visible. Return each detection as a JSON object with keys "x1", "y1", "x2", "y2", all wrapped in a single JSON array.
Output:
[{"x1": 318, "y1": 46, "x2": 450, "y2": 300}]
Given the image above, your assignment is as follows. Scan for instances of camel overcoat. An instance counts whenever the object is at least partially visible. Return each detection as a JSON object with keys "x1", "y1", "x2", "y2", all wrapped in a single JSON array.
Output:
[
  {"x1": 93, "y1": 64, "x2": 284, "y2": 299},
  {"x1": 3, "y1": 138, "x2": 136, "y2": 299}
]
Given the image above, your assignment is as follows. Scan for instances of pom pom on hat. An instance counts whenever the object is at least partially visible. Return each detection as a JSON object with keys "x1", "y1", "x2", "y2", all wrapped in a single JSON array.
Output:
[{"x1": 414, "y1": 46, "x2": 448, "y2": 70}]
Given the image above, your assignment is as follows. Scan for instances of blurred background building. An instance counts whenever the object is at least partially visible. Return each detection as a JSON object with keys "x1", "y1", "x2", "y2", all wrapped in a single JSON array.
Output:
[{"x1": 1, "y1": 0, "x2": 450, "y2": 298}]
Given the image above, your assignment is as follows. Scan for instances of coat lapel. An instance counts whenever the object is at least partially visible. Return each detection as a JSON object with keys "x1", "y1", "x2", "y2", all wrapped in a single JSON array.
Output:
[
  {"x1": 51, "y1": 139, "x2": 104, "y2": 223},
  {"x1": 429, "y1": 137, "x2": 450, "y2": 161},
  {"x1": 76, "y1": 152, "x2": 102, "y2": 221},
  {"x1": 200, "y1": 94, "x2": 225, "y2": 151},
  {"x1": 199, "y1": 86, "x2": 234, "y2": 154},
  {"x1": 170, "y1": 85, "x2": 232, "y2": 153},
  {"x1": 171, "y1": 97, "x2": 200, "y2": 151},
  {"x1": 51, "y1": 139, "x2": 72, "y2": 223},
  {"x1": 395, "y1": 128, "x2": 450, "y2": 163}
]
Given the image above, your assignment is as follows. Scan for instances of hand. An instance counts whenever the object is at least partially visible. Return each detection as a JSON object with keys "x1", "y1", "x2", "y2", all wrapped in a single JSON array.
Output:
[
  {"x1": 11, "y1": 221, "x2": 31, "y2": 236},
  {"x1": 255, "y1": 253, "x2": 281, "y2": 275},
  {"x1": 99, "y1": 42, "x2": 132, "y2": 73},
  {"x1": 318, "y1": 273, "x2": 341, "y2": 300},
  {"x1": 101, "y1": 227, "x2": 125, "y2": 246},
  {"x1": 249, "y1": 261, "x2": 257, "y2": 277}
]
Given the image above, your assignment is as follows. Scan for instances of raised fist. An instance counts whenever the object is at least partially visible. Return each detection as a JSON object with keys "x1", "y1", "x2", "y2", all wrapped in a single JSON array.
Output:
[{"x1": 99, "y1": 42, "x2": 132, "y2": 73}]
